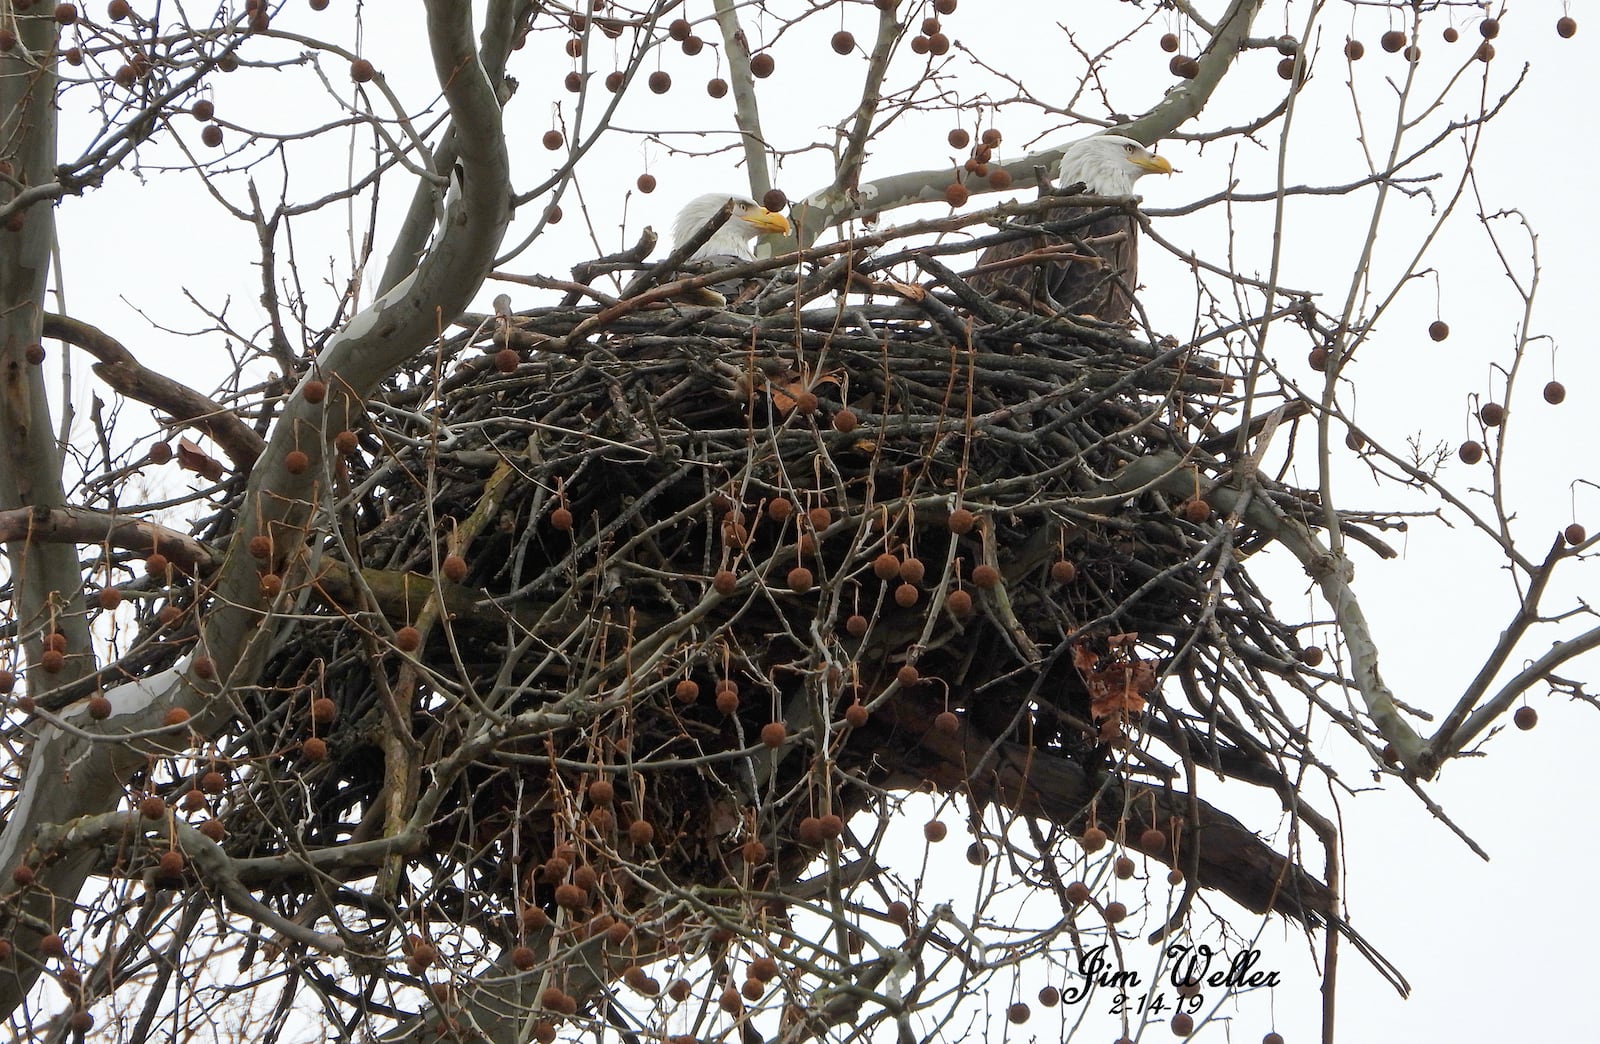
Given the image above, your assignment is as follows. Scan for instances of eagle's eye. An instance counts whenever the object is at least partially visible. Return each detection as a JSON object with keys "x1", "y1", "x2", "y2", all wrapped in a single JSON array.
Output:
[{"x1": 1123, "y1": 143, "x2": 1136, "y2": 154}]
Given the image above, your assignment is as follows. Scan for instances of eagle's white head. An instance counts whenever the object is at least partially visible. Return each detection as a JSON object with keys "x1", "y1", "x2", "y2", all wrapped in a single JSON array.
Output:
[
  {"x1": 1056, "y1": 134, "x2": 1173, "y2": 196},
  {"x1": 670, "y1": 193, "x2": 791, "y2": 262}
]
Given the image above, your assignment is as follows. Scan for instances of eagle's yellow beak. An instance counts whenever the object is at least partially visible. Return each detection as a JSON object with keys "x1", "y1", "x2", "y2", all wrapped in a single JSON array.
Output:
[
  {"x1": 741, "y1": 208, "x2": 791, "y2": 235},
  {"x1": 1134, "y1": 153, "x2": 1174, "y2": 176}
]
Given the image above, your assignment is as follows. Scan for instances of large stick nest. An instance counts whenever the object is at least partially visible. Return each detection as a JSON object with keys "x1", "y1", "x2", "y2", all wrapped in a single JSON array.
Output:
[{"x1": 117, "y1": 228, "x2": 1383, "y2": 991}]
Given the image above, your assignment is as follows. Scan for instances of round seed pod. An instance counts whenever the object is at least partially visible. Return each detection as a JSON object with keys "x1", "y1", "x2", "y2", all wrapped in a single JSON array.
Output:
[
  {"x1": 750, "y1": 52, "x2": 775, "y2": 77},
  {"x1": 1344, "y1": 38, "x2": 1365, "y2": 60}
]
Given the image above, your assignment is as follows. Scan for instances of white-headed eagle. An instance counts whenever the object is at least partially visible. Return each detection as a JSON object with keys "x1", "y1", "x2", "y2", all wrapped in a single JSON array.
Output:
[
  {"x1": 966, "y1": 134, "x2": 1172, "y2": 322},
  {"x1": 668, "y1": 193, "x2": 791, "y2": 308}
]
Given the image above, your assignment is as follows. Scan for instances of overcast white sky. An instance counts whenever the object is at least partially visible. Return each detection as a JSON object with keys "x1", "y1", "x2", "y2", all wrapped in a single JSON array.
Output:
[{"x1": 42, "y1": 1, "x2": 1600, "y2": 1040}]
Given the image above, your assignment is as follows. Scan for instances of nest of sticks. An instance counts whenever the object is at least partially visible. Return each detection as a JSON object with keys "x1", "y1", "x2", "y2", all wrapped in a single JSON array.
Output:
[{"x1": 102, "y1": 209, "x2": 1393, "y2": 986}]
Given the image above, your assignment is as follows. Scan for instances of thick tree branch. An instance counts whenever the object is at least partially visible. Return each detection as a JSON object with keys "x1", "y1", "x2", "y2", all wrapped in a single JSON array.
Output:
[
  {"x1": 42, "y1": 314, "x2": 266, "y2": 467},
  {"x1": 0, "y1": 3, "x2": 513, "y2": 1015},
  {"x1": 784, "y1": 0, "x2": 1264, "y2": 247}
]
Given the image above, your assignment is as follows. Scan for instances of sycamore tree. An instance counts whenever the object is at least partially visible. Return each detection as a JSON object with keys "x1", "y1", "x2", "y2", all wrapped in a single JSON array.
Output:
[{"x1": 0, "y1": 1, "x2": 1590, "y2": 1041}]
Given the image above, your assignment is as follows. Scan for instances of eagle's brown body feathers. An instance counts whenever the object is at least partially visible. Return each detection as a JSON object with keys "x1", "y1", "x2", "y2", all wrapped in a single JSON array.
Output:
[{"x1": 966, "y1": 135, "x2": 1170, "y2": 322}]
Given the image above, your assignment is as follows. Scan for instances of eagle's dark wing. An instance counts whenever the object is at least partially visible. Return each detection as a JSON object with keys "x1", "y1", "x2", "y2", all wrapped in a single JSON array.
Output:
[
  {"x1": 965, "y1": 202, "x2": 1139, "y2": 323},
  {"x1": 680, "y1": 254, "x2": 798, "y2": 312}
]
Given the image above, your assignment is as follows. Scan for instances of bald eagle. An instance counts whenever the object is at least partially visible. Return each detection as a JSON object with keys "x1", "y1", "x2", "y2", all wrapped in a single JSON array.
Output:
[
  {"x1": 669, "y1": 193, "x2": 791, "y2": 308},
  {"x1": 966, "y1": 134, "x2": 1171, "y2": 323}
]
